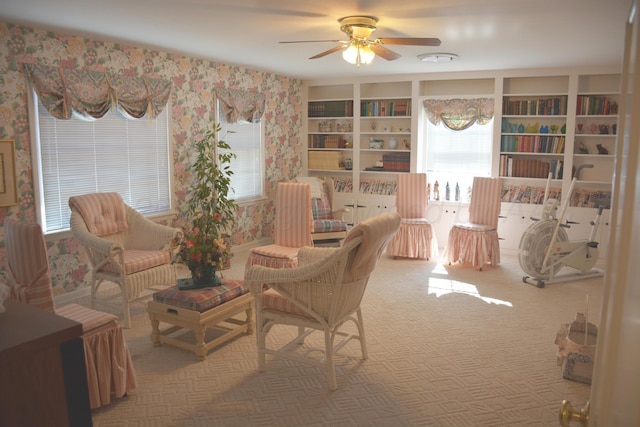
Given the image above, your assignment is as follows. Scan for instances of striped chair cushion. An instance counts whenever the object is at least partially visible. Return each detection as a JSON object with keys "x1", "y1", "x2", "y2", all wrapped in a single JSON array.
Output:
[
  {"x1": 454, "y1": 222, "x2": 496, "y2": 231},
  {"x1": 262, "y1": 288, "x2": 309, "y2": 317},
  {"x1": 250, "y1": 244, "x2": 300, "y2": 260},
  {"x1": 56, "y1": 303, "x2": 118, "y2": 333},
  {"x1": 312, "y1": 219, "x2": 348, "y2": 233},
  {"x1": 102, "y1": 249, "x2": 171, "y2": 275},
  {"x1": 69, "y1": 192, "x2": 128, "y2": 236},
  {"x1": 153, "y1": 278, "x2": 248, "y2": 312}
]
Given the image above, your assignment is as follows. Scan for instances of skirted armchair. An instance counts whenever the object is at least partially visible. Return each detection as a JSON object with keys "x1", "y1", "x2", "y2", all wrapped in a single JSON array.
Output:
[
  {"x1": 444, "y1": 176, "x2": 503, "y2": 270},
  {"x1": 4, "y1": 218, "x2": 137, "y2": 409},
  {"x1": 386, "y1": 173, "x2": 438, "y2": 260}
]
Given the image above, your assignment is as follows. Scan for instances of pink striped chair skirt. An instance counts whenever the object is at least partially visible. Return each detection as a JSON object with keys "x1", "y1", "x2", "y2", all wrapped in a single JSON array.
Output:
[
  {"x1": 445, "y1": 225, "x2": 500, "y2": 268},
  {"x1": 386, "y1": 218, "x2": 438, "y2": 260},
  {"x1": 56, "y1": 303, "x2": 138, "y2": 409}
]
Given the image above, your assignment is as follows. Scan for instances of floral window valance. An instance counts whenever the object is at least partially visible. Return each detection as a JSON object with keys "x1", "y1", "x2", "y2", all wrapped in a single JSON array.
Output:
[
  {"x1": 423, "y1": 98, "x2": 494, "y2": 131},
  {"x1": 23, "y1": 64, "x2": 172, "y2": 120},
  {"x1": 216, "y1": 88, "x2": 265, "y2": 124}
]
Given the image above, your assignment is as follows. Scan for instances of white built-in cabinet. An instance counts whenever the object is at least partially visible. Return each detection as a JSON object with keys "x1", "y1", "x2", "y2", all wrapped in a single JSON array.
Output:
[{"x1": 303, "y1": 69, "x2": 619, "y2": 256}]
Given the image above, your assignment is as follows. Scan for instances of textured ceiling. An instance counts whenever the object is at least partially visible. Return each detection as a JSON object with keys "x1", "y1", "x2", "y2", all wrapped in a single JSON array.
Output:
[{"x1": 0, "y1": 0, "x2": 631, "y2": 80}]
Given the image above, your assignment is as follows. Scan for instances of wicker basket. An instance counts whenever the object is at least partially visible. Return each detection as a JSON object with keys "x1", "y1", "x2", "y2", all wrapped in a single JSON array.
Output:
[{"x1": 555, "y1": 312, "x2": 597, "y2": 384}]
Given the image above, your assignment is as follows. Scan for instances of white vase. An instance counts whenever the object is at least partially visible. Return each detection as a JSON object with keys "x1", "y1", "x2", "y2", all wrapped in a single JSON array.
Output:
[{"x1": 387, "y1": 137, "x2": 398, "y2": 150}]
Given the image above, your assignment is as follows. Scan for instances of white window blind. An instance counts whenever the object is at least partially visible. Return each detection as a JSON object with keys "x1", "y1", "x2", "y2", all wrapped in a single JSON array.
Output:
[
  {"x1": 424, "y1": 117, "x2": 493, "y2": 197},
  {"x1": 35, "y1": 98, "x2": 171, "y2": 233},
  {"x1": 218, "y1": 112, "x2": 264, "y2": 202}
]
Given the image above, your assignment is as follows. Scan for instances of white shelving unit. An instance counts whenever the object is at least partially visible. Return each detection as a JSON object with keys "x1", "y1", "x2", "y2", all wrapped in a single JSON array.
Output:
[{"x1": 304, "y1": 69, "x2": 619, "y2": 253}]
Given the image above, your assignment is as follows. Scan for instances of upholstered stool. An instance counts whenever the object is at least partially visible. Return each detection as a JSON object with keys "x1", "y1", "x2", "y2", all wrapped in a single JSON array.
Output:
[{"x1": 148, "y1": 278, "x2": 254, "y2": 360}]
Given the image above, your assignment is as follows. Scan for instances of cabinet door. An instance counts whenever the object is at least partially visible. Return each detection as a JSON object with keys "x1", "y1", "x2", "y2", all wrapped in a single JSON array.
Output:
[
  {"x1": 427, "y1": 202, "x2": 468, "y2": 249},
  {"x1": 499, "y1": 202, "x2": 540, "y2": 251}
]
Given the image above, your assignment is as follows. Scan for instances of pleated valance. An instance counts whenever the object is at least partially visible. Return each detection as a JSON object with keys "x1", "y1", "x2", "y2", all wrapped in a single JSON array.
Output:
[
  {"x1": 23, "y1": 64, "x2": 172, "y2": 120},
  {"x1": 423, "y1": 98, "x2": 494, "y2": 131},
  {"x1": 216, "y1": 88, "x2": 265, "y2": 124}
]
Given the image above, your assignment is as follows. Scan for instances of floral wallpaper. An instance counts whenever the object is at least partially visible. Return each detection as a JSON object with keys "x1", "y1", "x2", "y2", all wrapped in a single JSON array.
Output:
[{"x1": 0, "y1": 22, "x2": 303, "y2": 294}]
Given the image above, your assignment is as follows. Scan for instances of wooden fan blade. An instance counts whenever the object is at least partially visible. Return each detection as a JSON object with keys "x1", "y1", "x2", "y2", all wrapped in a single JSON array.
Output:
[
  {"x1": 376, "y1": 37, "x2": 442, "y2": 46},
  {"x1": 280, "y1": 40, "x2": 344, "y2": 44},
  {"x1": 309, "y1": 45, "x2": 346, "y2": 59},
  {"x1": 369, "y1": 44, "x2": 401, "y2": 61}
]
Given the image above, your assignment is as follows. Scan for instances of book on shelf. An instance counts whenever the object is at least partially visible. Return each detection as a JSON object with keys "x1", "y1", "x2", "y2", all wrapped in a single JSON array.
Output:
[
  {"x1": 308, "y1": 100, "x2": 354, "y2": 117},
  {"x1": 576, "y1": 95, "x2": 619, "y2": 115},
  {"x1": 360, "y1": 100, "x2": 411, "y2": 117},
  {"x1": 500, "y1": 156, "x2": 563, "y2": 179},
  {"x1": 502, "y1": 184, "x2": 562, "y2": 204},
  {"x1": 500, "y1": 135, "x2": 565, "y2": 154},
  {"x1": 502, "y1": 96, "x2": 567, "y2": 115}
]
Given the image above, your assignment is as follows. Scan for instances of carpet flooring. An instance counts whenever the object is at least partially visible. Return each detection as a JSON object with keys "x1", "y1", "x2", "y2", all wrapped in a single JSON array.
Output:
[{"x1": 89, "y1": 248, "x2": 601, "y2": 426}]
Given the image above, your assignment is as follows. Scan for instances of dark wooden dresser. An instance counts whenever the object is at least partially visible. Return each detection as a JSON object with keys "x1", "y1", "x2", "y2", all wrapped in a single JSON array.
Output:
[{"x1": 0, "y1": 300, "x2": 92, "y2": 426}]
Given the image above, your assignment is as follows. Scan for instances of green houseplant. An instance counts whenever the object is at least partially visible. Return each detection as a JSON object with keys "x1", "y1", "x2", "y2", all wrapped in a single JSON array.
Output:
[{"x1": 179, "y1": 122, "x2": 238, "y2": 286}]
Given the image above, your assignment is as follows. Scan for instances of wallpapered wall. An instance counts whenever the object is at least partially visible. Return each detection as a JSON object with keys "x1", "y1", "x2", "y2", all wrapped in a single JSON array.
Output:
[{"x1": 0, "y1": 22, "x2": 304, "y2": 294}]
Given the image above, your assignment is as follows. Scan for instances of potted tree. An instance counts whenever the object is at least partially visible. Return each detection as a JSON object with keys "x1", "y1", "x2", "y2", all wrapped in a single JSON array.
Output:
[{"x1": 178, "y1": 122, "x2": 238, "y2": 287}]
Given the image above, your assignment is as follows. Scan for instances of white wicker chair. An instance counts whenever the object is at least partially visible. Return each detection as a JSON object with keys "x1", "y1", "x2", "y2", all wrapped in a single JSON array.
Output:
[
  {"x1": 245, "y1": 212, "x2": 401, "y2": 390},
  {"x1": 69, "y1": 192, "x2": 182, "y2": 328}
]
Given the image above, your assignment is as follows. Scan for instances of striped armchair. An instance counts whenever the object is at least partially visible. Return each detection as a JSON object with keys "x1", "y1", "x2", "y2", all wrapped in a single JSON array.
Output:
[
  {"x1": 69, "y1": 192, "x2": 182, "y2": 328},
  {"x1": 4, "y1": 218, "x2": 137, "y2": 409},
  {"x1": 386, "y1": 173, "x2": 438, "y2": 260},
  {"x1": 246, "y1": 182, "x2": 313, "y2": 269},
  {"x1": 445, "y1": 177, "x2": 503, "y2": 269}
]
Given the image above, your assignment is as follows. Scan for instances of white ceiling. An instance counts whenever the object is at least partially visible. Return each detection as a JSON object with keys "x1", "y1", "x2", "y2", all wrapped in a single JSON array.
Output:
[{"x1": 0, "y1": 0, "x2": 632, "y2": 80}]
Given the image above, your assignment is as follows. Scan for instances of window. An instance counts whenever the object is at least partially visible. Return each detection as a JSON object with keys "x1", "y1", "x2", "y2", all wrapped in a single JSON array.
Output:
[
  {"x1": 32, "y1": 97, "x2": 171, "y2": 234},
  {"x1": 422, "y1": 114, "x2": 493, "y2": 200},
  {"x1": 218, "y1": 105, "x2": 265, "y2": 203}
]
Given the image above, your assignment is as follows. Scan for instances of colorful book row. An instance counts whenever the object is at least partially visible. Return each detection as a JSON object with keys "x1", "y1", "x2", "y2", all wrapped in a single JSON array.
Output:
[
  {"x1": 500, "y1": 135, "x2": 565, "y2": 154},
  {"x1": 576, "y1": 95, "x2": 619, "y2": 115},
  {"x1": 502, "y1": 96, "x2": 568, "y2": 116},
  {"x1": 360, "y1": 100, "x2": 411, "y2": 117}
]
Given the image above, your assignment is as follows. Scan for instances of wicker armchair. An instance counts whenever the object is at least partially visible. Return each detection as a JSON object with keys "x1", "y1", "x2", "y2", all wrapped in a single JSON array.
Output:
[
  {"x1": 69, "y1": 192, "x2": 182, "y2": 327},
  {"x1": 245, "y1": 212, "x2": 400, "y2": 390}
]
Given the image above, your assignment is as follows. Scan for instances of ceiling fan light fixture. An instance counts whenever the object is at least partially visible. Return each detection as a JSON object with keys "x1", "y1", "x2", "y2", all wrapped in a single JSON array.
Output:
[
  {"x1": 418, "y1": 52, "x2": 458, "y2": 62},
  {"x1": 343, "y1": 44, "x2": 375, "y2": 67}
]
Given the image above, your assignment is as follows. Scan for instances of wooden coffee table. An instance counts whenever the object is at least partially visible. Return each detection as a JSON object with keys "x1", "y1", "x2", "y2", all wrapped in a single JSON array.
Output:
[{"x1": 148, "y1": 278, "x2": 254, "y2": 361}]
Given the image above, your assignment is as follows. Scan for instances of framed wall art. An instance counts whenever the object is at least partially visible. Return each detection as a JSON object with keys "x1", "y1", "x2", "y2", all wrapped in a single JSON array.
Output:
[{"x1": 0, "y1": 140, "x2": 17, "y2": 207}]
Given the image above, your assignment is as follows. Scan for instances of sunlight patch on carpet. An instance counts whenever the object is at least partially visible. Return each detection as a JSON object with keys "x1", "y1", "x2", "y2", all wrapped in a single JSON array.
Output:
[{"x1": 427, "y1": 266, "x2": 513, "y2": 307}]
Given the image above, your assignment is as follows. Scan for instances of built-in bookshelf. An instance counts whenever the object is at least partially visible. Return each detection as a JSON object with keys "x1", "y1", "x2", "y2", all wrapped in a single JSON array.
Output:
[
  {"x1": 306, "y1": 84, "x2": 354, "y2": 183},
  {"x1": 499, "y1": 76, "x2": 568, "y2": 192},
  {"x1": 569, "y1": 73, "x2": 619, "y2": 208},
  {"x1": 304, "y1": 70, "x2": 620, "y2": 232}
]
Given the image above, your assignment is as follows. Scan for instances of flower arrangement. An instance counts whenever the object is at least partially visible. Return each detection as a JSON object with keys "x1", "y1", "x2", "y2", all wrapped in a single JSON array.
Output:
[{"x1": 178, "y1": 122, "x2": 238, "y2": 285}]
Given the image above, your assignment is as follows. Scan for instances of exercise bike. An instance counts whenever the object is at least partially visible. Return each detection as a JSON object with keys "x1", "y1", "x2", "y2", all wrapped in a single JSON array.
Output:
[{"x1": 518, "y1": 167, "x2": 606, "y2": 288}]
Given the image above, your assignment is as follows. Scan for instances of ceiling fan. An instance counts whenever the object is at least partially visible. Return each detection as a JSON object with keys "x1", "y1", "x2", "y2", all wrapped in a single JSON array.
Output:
[{"x1": 280, "y1": 15, "x2": 441, "y2": 67}]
